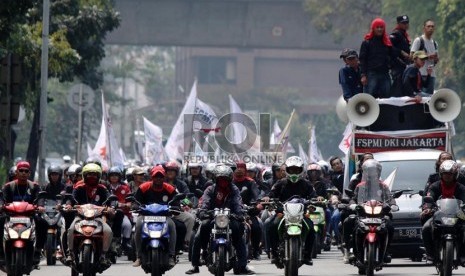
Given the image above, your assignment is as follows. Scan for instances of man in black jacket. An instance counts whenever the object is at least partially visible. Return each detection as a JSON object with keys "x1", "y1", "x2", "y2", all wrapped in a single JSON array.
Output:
[
  {"x1": 421, "y1": 160, "x2": 465, "y2": 263},
  {"x1": 389, "y1": 15, "x2": 412, "y2": 96},
  {"x1": 185, "y1": 165, "x2": 254, "y2": 275}
]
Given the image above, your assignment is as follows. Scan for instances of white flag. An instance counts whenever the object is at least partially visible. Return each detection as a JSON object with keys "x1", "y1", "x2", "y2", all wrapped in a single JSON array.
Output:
[
  {"x1": 298, "y1": 143, "x2": 309, "y2": 165},
  {"x1": 228, "y1": 95, "x2": 261, "y2": 154},
  {"x1": 338, "y1": 122, "x2": 353, "y2": 154},
  {"x1": 89, "y1": 93, "x2": 125, "y2": 169},
  {"x1": 86, "y1": 142, "x2": 93, "y2": 159},
  {"x1": 228, "y1": 95, "x2": 247, "y2": 145},
  {"x1": 165, "y1": 81, "x2": 198, "y2": 161},
  {"x1": 308, "y1": 126, "x2": 323, "y2": 162},
  {"x1": 102, "y1": 93, "x2": 125, "y2": 169},
  {"x1": 143, "y1": 116, "x2": 164, "y2": 165}
]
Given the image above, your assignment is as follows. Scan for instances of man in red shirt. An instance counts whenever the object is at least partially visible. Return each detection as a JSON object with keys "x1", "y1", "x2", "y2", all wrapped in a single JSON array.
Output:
[{"x1": 133, "y1": 165, "x2": 177, "y2": 267}]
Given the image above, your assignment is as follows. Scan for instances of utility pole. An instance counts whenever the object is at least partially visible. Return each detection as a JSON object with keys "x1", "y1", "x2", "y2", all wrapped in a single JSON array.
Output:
[{"x1": 38, "y1": 0, "x2": 50, "y2": 185}]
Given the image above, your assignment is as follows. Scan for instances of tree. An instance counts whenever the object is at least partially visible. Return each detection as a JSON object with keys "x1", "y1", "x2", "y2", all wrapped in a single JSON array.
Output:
[{"x1": 0, "y1": 0, "x2": 120, "y2": 178}]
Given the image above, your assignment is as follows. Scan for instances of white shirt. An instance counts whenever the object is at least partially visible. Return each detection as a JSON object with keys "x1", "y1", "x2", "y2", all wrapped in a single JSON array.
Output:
[{"x1": 411, "y1": 35, "x2": 438, "y2": 77}]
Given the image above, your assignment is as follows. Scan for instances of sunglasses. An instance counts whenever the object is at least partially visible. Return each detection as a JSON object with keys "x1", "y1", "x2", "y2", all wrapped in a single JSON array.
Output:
[{"x1": 18, "y1": 169, "x2": 30, "y2": 173}]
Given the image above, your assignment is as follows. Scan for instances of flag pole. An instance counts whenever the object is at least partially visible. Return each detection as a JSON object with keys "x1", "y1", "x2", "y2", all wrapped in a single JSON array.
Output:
[{"x1": 274, "y1": 109, "x2": 296, "y2": 154}]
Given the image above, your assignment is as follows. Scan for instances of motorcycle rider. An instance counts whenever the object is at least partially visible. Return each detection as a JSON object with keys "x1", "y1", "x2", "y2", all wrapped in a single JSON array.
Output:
[
  {"x1": 421, "y1": 160, "x2": 465, "y2": 263},
  {"x1": 107, "y1": 166, "x2": 133, "y2": 253},
  {"x1": 235, "y1": 161, "x2": 262, "y2": 260},
  {"x1": 7, "y1": 165, "x2": 16, "y2": 181},
  {"x1": 204, "y1": 162, "x2": 216, "y2": 181},
  {"x1": 186, "y1": 162, "x2": 209, "y2": 192},
  {"x1": 164, "y1": 161, "x2": 195, "y2": 253},
  {"x1": 65, "y1": 163, "x2": 114, "y2": 266},
  {"x1": 1, "y1": 161, "x2": 46, "y2": 265},
  {"x1": 346, "y1": 159, "x2": 396, "y2": 263},
  {"x1": 185, "y1": 164, "x2": 255, "y2": 275},
  {"x1": 132, "y1": 165, "x2": 177, "y2": 268},
  {"x1": 44, "y1": 165, "x2": 66, "y2": 199},
  {"x1": 128, "y1": 166, "x2": 146, "y2": 193},
  {"x1": 263, "y1": 156, "x2": 316, "y2": 267}
]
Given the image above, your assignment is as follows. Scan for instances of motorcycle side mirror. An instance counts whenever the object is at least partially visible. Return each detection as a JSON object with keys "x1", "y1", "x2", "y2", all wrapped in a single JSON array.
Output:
[
  {"x1": 55, "y1": 194, "x2": 62, "y2": 200},
  {"x1": 423, "y1": 196, "x2": 434, "y2": 204},
  {"x1": 38, "y1": 191, "x2": 48, "y2": 198},
  {"x1": 391, "y1": 205, "x2": 399, "y2": 212},
  {"x1": 340, "y1": 198, "x2": 350, "y2": 204},
  {"x1": 126, "y1": 196, "x2": 135, "y2": 203},
  {"x1": 392, "y1": 190, "x2": 403, "y2": 199},
  {"x1": 419, "y1": 190, "x2": 424, "y2": 196},
  {"x1": 103, "y1": 195, "x2": 118, "y2": 206}
]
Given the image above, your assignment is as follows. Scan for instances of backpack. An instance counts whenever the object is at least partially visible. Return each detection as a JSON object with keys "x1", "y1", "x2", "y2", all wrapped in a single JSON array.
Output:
[{"x1": 418, "y1": 37, "x2": 438, "y2": 53}]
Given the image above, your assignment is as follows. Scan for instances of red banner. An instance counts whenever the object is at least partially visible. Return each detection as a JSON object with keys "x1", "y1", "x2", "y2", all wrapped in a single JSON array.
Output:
[{"x1": 353, "y1": 132, "x2": 447, "y2": 153}]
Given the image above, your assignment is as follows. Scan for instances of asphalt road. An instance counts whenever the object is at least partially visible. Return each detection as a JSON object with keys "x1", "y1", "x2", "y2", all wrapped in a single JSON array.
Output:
[{"x1": 23, "y1": 247, "x2": 465, "y2": 276}]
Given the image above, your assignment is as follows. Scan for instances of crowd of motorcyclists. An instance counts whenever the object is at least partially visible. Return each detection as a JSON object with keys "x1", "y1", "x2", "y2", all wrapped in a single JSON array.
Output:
[{"x1": 1, "y1": 151, "x2": 465, "y2": 275}]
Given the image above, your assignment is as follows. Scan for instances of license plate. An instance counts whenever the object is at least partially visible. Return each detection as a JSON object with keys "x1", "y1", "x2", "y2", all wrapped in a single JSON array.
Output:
[
  {"x1": 397, "y1": 228, "x2": 420, "y2": 238},
  {"x1": 212, "y1": 229, "x2": 231, "y2": 234},
  {"x1": 9, "y1": 217, "x2": 30, "y2": 224},
  {"x1": 144, "y1": 216, "x2": 166, "y2": 222},
  {"x1": 361, "y1": 218, "x2": 382, "y2": 224}
]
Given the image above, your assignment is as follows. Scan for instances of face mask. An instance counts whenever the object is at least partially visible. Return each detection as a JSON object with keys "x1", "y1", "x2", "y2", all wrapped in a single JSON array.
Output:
[
  {"x1": 86, "y1": 176, "x2": 99, "y2": 186},
  {"x1": 217, "y1": 178, "x2": 229, "y2": 188}
]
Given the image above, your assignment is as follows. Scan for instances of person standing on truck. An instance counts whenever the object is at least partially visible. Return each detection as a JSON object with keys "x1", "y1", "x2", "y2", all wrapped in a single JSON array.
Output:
[
  {"x1": 359, "y1": 18, "x2": 402, "y2": 99},
  {"x1": 339, "y1": 48, "x2": 363, "y2": 102},
  {"x1": 390, "y1": 15, "x2": 412, "y2": 97},
  {"x1": 410, "y1": 19, "x2": 439, "y2": 94},
  {"x1": 402, "y1": 50, "x2": 432, "y2": 98}
]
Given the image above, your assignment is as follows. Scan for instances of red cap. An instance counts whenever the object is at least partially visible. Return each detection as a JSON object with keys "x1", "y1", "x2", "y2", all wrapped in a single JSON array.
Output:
[
  {"x1": 17, "y1": 161, "x2": 31, "y2": 170},
  {"x1": 150, "y1": 165, "x2": 166, "y2": 178}
]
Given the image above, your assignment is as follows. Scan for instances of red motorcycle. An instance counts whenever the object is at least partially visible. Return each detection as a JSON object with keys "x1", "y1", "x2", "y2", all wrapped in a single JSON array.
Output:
[
  {"x1": 64, "y1": 194, "x2": 117, "y2": 276},
  {"x1": 346, "y1": 187, "x2": 402, "y2": 276},
  {"x1": 2, "y1": 201, "x2": 39, "y2": 276}
]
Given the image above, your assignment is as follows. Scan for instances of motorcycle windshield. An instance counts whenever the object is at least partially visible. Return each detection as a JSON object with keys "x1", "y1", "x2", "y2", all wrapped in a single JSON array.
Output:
[
  {"x1": 356, "y1": 178, "x2": 384, "y2": 203},
  {"x1": 436, "y1": 198, "x2": 462, "y2": 216}
]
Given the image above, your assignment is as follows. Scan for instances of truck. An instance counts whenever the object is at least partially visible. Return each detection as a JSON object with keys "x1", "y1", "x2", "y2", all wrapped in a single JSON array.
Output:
[{"x1": 338, "y1": 88, "x2": 461, "y2": 261}]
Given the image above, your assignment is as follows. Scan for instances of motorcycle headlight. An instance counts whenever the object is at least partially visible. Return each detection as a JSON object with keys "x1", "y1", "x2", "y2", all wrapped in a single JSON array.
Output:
[
  {"x1": 373, "y1": 206, "x2": 382, "y2": 215},
  {"x1": 286, "y1": 214, "x2": 303, "y2": 224},
  {"x1": 441, "y1": 217, "x2": 458, "y2": 226},
  {"x1": 363, "y1": 205, "x2": 382, "y2": 215},
  {"x1": 215, "y1": 215, "x2": 229, "y2": 228},
  {"x1": 20, "y1": 229, "x2": 31, "y2": 239},
  {"x1": 8, "y1": 229, "x2": 19, "y2": 239}
]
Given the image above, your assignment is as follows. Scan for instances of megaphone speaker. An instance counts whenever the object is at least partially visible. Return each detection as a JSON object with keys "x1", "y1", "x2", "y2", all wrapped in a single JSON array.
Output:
[
  {"x1": 336, "y1": 95, "x2": 348, "y2": 123},
  {"x1": 428, "y1": 88, "x2": 461, "y2": 122},
  {"x1": 347, "y1": 93, "x2": 380, "y2": 127}
]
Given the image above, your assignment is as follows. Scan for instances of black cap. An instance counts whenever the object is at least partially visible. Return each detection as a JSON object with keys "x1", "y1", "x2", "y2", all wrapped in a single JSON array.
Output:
[
  {"x1": 340, "y1": 48, "x2": 358, "y2": 59},
  {"x1": 396, "y1": 15, "x2": 409, "y2": 24}
]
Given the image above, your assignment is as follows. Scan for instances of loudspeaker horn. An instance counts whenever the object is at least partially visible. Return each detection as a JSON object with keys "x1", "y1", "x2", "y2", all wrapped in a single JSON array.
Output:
[
  {"x1": 346, "y1": 93, "x2": 380, "y2": 127},
  {"x1": 336, "y1": 95, "x2": 348, "y2": 123},
  {"x1": 428, "y1": 88, "x2": 461, "y2": 122}
]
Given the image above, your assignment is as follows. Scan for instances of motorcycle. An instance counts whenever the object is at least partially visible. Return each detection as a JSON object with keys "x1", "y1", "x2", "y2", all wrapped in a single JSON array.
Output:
[
  {"x1": 272, "y1": 196, "x2": 311, "y2": 276},
  {"x1": 1, "y1": 191, "x2": 45, "y2": 276},
  {"x1": 41, "y1": 196, "x2": 62, "y2": 265},
  {"x1": 346, "y1": 188, "x2": 401, "y2": 276},
  {"x1": 127, "y1": 194, "x2": 186, "y2": 276},
  {"x1": 201, "y1": 207, "x2": 237, "y2": 276},
  {"x1": 423, "y1": 196, "x2": 465, "y2": 276},
  {"x1": 64, "y1": 194, "x2": 117, "y2": 276},
  {"x1": 307, "y1": 199, "x2": 327, "y2": 258}
]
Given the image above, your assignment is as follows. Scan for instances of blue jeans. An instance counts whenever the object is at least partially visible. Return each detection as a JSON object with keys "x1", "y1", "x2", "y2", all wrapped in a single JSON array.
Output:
[
  {"x1": 365, "y1": 71, "x2": 391, "y2": 99},
  {"x1": 329, "y1": 209, "x2": 341, "y2": 242}
]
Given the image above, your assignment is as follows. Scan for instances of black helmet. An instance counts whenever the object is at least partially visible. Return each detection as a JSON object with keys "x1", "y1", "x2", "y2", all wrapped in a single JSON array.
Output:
[{"x1": 47, "y1": 164, "x2": 63, "y2": 182}]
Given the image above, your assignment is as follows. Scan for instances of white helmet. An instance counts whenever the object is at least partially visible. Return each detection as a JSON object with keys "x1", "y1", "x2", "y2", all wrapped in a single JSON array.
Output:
[{"x1": 285, "y1": 156, "x2": 304, "y2": 183}]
